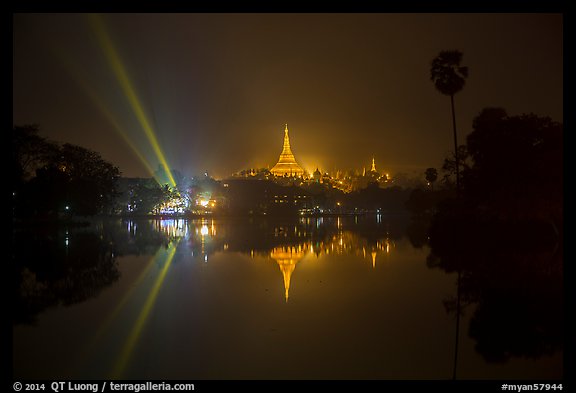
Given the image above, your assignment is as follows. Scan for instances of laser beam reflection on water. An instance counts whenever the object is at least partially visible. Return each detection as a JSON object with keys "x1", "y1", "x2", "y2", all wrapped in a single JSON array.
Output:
[
  {"x1": 68, "y1": 246, "x2": 166, "y2": 377},
  {"x1": 111, "y1": 241, "x2": 179, "y2": 379},
  {"x1": 90, "y1": 247, "x2": 165, "y2": 345}
]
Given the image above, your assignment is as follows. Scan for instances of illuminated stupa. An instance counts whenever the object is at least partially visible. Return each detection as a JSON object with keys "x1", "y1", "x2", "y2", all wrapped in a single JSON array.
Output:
[{"x1": 270, "y1": 124, "x2": 305, "y2": 177}]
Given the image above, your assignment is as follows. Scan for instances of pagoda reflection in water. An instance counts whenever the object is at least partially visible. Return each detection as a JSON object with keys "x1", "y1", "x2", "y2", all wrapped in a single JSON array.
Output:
[
  {"x1": 269, "y1": 244, "x2": 310, "y2": 302},
  {"x1": 143, "y1": 217, "x2": 395, "y2": 301}
]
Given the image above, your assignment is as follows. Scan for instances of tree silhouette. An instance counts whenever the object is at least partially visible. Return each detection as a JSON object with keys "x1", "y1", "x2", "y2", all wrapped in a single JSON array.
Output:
[
  {"x1": 425, "y1": 167, "x2": 438, "y2": 190},
  {"x1": 12, "y1": 124, "x2": 58, "y2": 188},
  {"x1": 14, "y1": 135, "x2": 121, "y2": 217},
  {"x1": 430, "y1": 50, "x2": 468, "y2": 191},
  {"x1": 441, "y1": 145, "x2": 470, "y2": 188},
  {"x1": 464, "y1": 108, "x2": 562, "y2": 228},
  {"x1": 429, "y1": 51, "x2": 468, "y2": 377}
]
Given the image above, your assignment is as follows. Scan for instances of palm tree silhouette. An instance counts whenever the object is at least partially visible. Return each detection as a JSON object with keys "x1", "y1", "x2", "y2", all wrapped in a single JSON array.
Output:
[{"x1": 430, "y1": 50, "x2": 468, "y2": 191}]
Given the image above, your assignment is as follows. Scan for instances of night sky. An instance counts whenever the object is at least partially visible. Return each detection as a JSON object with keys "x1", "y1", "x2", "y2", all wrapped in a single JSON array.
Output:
[{"x1": 13, "y1": 13, "x2": 562, "y2": 179}]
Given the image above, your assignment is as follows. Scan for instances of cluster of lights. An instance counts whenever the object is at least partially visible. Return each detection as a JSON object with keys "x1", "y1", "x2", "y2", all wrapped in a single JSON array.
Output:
[
  {"x1": 157, "y1": 195, "x2": 189, "y2": 215},
  {"x1": 155, "y1": 219, "x2": 188, "y2": 238},
  {"x1": 194, "y1": 194, "x2": 217, "y2": 214},
  {"x1": 148, "y1": 219, "x2": 393, "y2": 264}
]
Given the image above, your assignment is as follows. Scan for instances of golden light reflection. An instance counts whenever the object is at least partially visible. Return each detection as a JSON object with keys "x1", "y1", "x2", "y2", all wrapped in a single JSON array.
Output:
[
  {"x1": 89, "y1": 13, "x2": 176, "y2": 187},
  {"x1": 111, "y1": 241, "x2": 178, "y2": 378},
  {"x1": 147, "y1": 222, "x2": 396, "y2": 305},
  {"x1": 269, "y1": 245, "x2": 310, "y2": 302},
  {"x1": 301, "y1": 230, "x2": 394, "y2": 268},
  {"x1": 260, "y1": 232, "x2": 394, "y2": 302}
]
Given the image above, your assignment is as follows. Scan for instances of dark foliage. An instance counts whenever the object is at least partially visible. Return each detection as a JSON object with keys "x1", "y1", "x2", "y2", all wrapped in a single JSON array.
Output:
[
  {"x1": 426, "y1": 108, "x2": 563, "y2": 363},
  {"x1": 13, "y1": 125, "x2": 121, "y2": 218}
]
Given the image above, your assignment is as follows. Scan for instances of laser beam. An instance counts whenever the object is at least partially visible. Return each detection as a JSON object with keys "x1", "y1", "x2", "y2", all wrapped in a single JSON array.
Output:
[{"x1": 89, "y1": 13, "x2": 176, "y2": 187}]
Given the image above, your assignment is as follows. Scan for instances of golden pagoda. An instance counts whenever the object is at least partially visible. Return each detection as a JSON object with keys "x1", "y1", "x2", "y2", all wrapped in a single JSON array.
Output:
[
  {"x1": 270, "y1": 124, "x2": 305, "y2": 177},
  {"x1": 270, "y1": 244, "x2": 308, "y2": 302}
]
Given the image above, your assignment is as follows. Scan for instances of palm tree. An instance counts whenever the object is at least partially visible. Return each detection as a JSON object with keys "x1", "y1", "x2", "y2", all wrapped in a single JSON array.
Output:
[{"x1": 430, "y1": 50, "x2": 468, "y2": 191}]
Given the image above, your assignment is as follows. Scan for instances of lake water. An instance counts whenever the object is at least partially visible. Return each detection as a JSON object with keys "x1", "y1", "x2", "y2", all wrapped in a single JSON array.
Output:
[{"x1": 13, "y1": 216, "x2": 563, "y2": 380}]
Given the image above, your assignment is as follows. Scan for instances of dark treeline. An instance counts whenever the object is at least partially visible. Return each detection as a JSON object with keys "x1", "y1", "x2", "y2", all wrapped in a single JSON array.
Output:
[
  {"x1": 421, "y1": 107, "x2": 563, "y2": 364},
  {"x1": 12, "y1": 109, "x2": 562, "y2": 224},
  {"x1": 405, "y1": 107, "x2": 562, "y2": 229},
  {"x1": 12, "y1": 124, "x2": 422, "y2": 219},
  {"x1": 13, "y1": 125, "x2": 120, "y2": 218},
  {"x1": 223, "y1": 178, "x2": 414, "y2": 216},
  {"x1": 430, "y1": 107, "x2": 562, "y2": 234},
  {"x1": 412, "y1": 48, "x2": 562, "y2": 366}
]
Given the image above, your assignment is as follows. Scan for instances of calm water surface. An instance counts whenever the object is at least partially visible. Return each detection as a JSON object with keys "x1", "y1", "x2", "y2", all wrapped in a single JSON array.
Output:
[{"x1": 13, "y1": 216, "x2": 562, "y2": 379}]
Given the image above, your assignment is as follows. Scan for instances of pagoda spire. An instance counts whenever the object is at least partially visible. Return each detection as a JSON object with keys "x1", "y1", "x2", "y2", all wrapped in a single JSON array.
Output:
[
  {"x1": 281, "y1": 124, "x2": 293, "y2": 156},
  {"x1": 270, "y1": 124, "x2": 305, "y2": 177}
]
